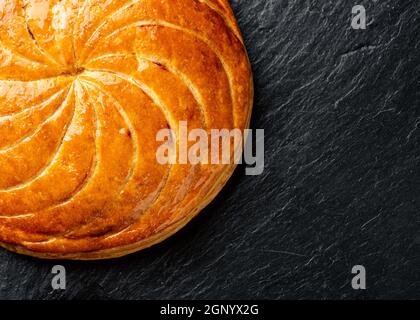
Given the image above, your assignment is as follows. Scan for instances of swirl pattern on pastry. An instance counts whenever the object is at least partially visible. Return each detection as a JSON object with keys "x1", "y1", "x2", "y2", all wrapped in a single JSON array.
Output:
[{"x1": 0, "y1": 0, "x2": 252, "y2": 259}]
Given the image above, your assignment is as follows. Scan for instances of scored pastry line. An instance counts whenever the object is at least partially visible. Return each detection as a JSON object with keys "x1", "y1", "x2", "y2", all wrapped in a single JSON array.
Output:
[
  {"x1": 80, "y1": 0, "x2": 241, "y2": 63},
  {"x1": 86, "y1": 52, "x2": 131, "y2": 64},
  {"x1": 0, "y1": 87, "x2": 66, "y2": 120},
  {"x1": 71, "y1": 0, "x2": 81, "y2": 68},
  {"x1": 0, "y1": 84, "x2": 71, "y2": 153},
  {"x1": 79, "y1": 79, "x2": 138, "y2": 198},
  {"x1": 79, "y1": 0, "x2": 140, "y2": 62},
  {"x1": 52, "y1": 81, "x2": 99, "y2": 206},
  {"x1": 102, "y1": 21, "x2": 236, "y2": 127},
  {"x1": 83, "y1": 69, "x2": 179, "y2": 139},
  {"x1": 0, "y1": 74, "x2": 70, "y2": 82},
  {"x1": 198, "y1": 0, "x2": 243, "y2": 43},
  {"x1": 20, "y1": 0, "x2": 64, "y2": 68},
  {"x1": 0, "y1": 41, "x2": 50, "y2": 68},
  {"x1": 137, "y1": 56, "x2": 209, "y2": 128},
  {"x1": 84, "y1": 70, "x2": 180, "y2": 160},
  {"x1": 0, "y1": 84, "x2": 74, "y2": 197}
]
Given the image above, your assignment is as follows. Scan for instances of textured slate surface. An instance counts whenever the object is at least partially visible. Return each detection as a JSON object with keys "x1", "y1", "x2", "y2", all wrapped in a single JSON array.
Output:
[{"x1": 0, "y1": 0, "x2": 419, "y2": 299}]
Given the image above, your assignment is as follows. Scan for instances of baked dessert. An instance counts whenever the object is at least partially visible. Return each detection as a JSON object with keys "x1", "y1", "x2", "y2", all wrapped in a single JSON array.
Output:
[{"x1": 0, "y1": 0, "x2": 253, "y2": 259}]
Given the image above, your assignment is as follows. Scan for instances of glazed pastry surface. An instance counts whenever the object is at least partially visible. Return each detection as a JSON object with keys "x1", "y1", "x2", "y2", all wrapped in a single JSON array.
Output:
[{"x1": 0, "y1": 0, "x2": 252, "y2": 259}]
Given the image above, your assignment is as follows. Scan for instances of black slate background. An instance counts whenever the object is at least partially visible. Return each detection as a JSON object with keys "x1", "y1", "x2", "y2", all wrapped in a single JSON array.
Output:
[{"x1": 0, "y1": 0, "x2": 419, "y2": 299}]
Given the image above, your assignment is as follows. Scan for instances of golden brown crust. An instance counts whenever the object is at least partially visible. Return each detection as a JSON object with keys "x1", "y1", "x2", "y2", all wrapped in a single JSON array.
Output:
[{"x1": 0, "y1": 0, "x2": 253, "y2": 260}]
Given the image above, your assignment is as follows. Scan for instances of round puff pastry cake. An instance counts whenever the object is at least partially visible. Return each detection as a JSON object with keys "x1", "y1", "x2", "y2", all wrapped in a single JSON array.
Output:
[{"x1": 0, "y1": 0, "x2": 253, "y2": 259}]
